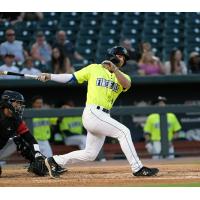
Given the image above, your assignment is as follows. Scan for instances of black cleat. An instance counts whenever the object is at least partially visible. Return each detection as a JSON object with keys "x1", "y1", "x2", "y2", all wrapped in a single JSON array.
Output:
[
  {"x1": 45, "y1": 157, "x2": 60, "y2": 179},
  {"x1": 53, "y1": 165, "x2": 68, "y2": 175},
  {"x1": 133, "y1": 166, "x2": 159, "y2": 177}
]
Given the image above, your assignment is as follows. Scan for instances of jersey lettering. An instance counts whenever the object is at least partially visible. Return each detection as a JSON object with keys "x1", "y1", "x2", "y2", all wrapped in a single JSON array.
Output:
[
  {"x1": 33, "y1": 120, "x2": 50, "y2": 127},
  {"x1": 96, "y1": 78, "x2": 119, "y2": 92}
]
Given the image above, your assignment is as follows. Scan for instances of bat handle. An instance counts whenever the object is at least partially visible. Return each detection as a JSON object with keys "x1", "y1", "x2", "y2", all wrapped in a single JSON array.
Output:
[
  {"x1": 24, "y1": 74, "x2": 39, "y2": 80},
  {"x1": 0, "y1": 71, "x2": 8, "y2": 75}
]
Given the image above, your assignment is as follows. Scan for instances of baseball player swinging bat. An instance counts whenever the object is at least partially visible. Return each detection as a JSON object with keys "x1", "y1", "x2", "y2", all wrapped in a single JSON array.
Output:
[{"x1": 0, "y1": 71, "x2": 39, "y2": 80}]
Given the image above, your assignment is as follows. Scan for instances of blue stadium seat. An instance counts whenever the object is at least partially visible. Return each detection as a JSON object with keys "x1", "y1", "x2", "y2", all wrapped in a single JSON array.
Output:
[
  {"x1": 38, "y1": 20, "x2": 58, "y2": 31},
  {"x1": 76, "y1": 37, "x2": 97, "y2": 47},
  {"x1": 123, "y1": 12, "x2": 144, "y2": 21},
  {"x1": 42, "y1": 30, "x2": 56, "y2": 43},
  {"x1": 82, "y1": 12, "x2": 102, "y2": 20},
  {"x1": 59, "y1": 19, "x2": 80, "y2": 29},
  {"x1": 98, "y1": 36, "x2": 119, "y2": 46},
  {"x1": 101, "y1": 19, "x2": 121, "y2": 28},
  {"x1": 43, "y1": 12, "x2": 61, "y2": 20},
  {"x1": 145, "y1": 12, "x2": 165, "y2": 21},
  {"x1": 78, "y1": 28, "x2": 99, "y2": 40},
  {"x1": 15, "y1": 21, "x2": 38, "y2": 31},
  {"x1": 103, "y1": 12, "x2": 123, "y2": 21},
  {"x1": 60, "y1": 12, "x2": 82, "y2": 21},
  {"x1": 184, "y1": 27, "x2": 200, "y2": 38},
  {"x1": 0, "y1": 30, "x2": 5, "y2": 43},
  {"x1": 100, "y1": 27, "x2": 120, "y2": 37},
  {"x1": 76, "y1": 45, "x2": 96, "y2": 61},
  {"x1": 81, "y1": 19, "x2": 101, "y2": 29},
  {"x1": 165, "y1": 12, "x2": 185, "y2": 20},
  {"x1": 164, "y1": 27, "x2": 183, "y2": 38},
  {"x1": 165, "y1": 18, "x2": 184, "y2": 30},
  {"x1": 0, "y1": 21, "x2": 13, "y2": 31}
]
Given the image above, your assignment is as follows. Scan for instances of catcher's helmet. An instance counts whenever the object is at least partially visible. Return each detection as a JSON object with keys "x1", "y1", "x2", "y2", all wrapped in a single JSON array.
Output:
[
  {"x1": 1, "y1": 90, "x2": 25, "y2": 116},
  {"x1": 106, "y1": 46, "x2": 130, "y2": 66}
]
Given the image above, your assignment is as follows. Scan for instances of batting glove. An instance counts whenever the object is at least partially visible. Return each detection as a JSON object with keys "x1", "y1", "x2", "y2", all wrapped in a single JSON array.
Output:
[
  {"x1": 101, "y1": 60, "x2": 118, "y2": 73},
  {"x1": 37, "y1": 73, "x2": 51, "y2": 82}
]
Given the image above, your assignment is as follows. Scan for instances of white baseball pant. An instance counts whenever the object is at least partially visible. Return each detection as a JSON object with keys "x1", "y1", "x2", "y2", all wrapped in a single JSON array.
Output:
[{"x1": 53, "y1": 105, "x2": 143, "y2": 172}]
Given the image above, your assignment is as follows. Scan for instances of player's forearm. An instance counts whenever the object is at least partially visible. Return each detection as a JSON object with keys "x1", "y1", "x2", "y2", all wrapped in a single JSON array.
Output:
[
  {"x1": 114, "y1": 70, "x2": 131, "y2": 89},
  {"x1": 51, "y1": 74, "x2": 74, "y2": 83}
]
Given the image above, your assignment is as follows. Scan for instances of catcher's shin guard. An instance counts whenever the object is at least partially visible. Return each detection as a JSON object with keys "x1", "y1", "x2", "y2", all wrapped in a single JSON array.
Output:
[{"x1": 0, "y1": 165, "x2": 2, "y2": 177}]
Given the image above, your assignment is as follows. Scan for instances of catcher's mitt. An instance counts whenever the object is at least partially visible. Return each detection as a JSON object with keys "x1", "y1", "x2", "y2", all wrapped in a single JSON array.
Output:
[{"x1": 28, "y1": 156, "x2": 48, "y2": 176}]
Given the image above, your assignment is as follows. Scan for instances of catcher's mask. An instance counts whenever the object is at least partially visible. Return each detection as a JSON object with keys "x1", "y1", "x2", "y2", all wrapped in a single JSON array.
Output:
[
  {"x1": 1, "y1": 90, "x2": 25, "y2": 117},
  {"x1": 105, "y1": 46, "x2": 130, "y2": 67}
]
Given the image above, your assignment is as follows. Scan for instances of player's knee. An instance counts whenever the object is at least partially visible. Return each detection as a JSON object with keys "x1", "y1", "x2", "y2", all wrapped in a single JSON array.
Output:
[
  {"x1": 85, "y1": 151, "x2": 98, "y2": 161},
  {"x1": 117, "y1": 127, "x2": 131, "y2": 139}
]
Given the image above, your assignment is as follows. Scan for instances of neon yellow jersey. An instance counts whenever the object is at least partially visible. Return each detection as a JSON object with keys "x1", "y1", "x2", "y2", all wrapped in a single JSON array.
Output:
[
  {"x1": 144, "y1": 113, "x2": 182, "y2": 141},
  {"x1": 49, "y1": 117, "x2": 58, "y2": 125},
  {"x1": 74, "y1": 64, "x2": 131, "y2": 110},
  {"x1": 32, "y1": 118, "x2": 51, "y2": 140},
  {"x1": 59, "y1": 117, "x2": 82, "y2": 135}
]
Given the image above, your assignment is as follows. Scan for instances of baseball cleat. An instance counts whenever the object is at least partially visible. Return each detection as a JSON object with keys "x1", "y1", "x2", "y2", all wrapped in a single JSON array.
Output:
[
  {"x1": 45, "y1": 157, "x2": 60, "y2": 179},
  {"x1": 53, "y1": 165, "x2": 68, "y2": 174},
  {"x1": 133, "y1": 166, "x2": 159, "y2": 177}
]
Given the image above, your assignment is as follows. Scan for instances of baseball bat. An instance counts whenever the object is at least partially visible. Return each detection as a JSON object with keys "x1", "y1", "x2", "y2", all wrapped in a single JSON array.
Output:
[{"x1": 0, "y1": 71, "x2": 39, "y2": 80}]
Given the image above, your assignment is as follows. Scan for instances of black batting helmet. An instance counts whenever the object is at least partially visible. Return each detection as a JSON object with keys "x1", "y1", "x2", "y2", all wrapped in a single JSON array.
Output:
[
  {"x1": 1, "y1": 90, "x2": 25, "y2": 116},
  {"x1": 105, "y1": 46, "x2": 130, "y2": 66}
]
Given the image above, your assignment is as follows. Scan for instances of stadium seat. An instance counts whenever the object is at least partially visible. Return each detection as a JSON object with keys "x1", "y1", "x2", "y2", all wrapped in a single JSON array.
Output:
[
  {"x1": 76, "y1": 37, "x2": 97, "y2": 46},
  {"x1": 164, "y1": 27, "x2": 183, "y2": 37},
  {"x1": 81, "y1": 19, "x2": 101, "y2": 29},
  {"x1": 38, "y1": 20, "x2": 58, "y2": 31},
  {"x1": 121, "y1": 27, "x2": 141, "y2": 37},
  {"x1": 15, "y1": 21, "x2": 38, "y2": 31},
  {"x1": 100, "y1": 27, "x2": 120, "y2": 37},
  {"x1": 0, "y1": 21, "x2": 13, "y2": 31},
  {"x1": 184, "y1": 28, "x2": 200, "y2": 38},
  {"x1": 0, "y1": 30, "x2": 5, "y2": 43},
  {"x1": 59, "y1": 19, "x2": 81, "y2": 29},
  {"x1": 16, "y1": 29, "x2": 33, "y2": 45},
  {"x1": 60, "y1": 12, "x2": 82, "y2": 21},
  {"x1": 103, "y1": 12, "x2": 123, "y2": 21},
  {"x1": 101, "y1": 19, "x2": 122, "y2": 29},
  {"x1": 78, "y1": 28, "x2": 99, "y2": 41},
  {"x1": 145, "y1": 12, "x2": 165, "y2": 21},
  {"x1": 82, "y1": 12, "x2": 102, "y2": 20},
  {"x1": 76, "y1": 45, "x2": 96, "y2": 61},
  {"x1": 43, "y1": 12, "x2": 61, "y2": 20},
  {"x1": 98, "y1": 36, "x2": 119, "y2": 46},
  {"x1": 165, "y1": 12, "x2": 185, "y2": 20},
  {"x1": 58, "y1": 26, "x2": 79, "y2": 38},
  {"x1": 123, "y1": 12, "x2": 144, "y2": 21}
]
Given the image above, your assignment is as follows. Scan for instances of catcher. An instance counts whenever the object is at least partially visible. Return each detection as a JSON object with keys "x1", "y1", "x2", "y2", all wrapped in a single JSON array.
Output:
[{"x1": 0, "y1": 90, "x2": 57, "y2": 177}]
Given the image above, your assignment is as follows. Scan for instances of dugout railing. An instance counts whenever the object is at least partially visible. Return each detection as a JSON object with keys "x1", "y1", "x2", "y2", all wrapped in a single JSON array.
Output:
[{"x1": 23, "y1": 105, "x2": 200, "y2": 158}]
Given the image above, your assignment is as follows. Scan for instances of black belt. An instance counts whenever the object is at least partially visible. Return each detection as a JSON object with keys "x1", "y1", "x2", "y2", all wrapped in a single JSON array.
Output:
[{"x1": 96, "y1": 106, "x2": 110, "y2": 113}]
